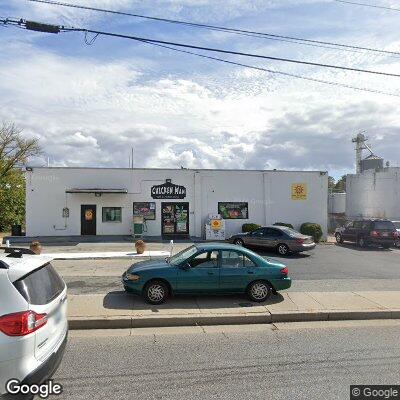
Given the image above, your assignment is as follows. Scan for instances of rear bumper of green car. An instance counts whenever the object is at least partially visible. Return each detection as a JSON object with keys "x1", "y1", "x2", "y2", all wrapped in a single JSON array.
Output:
[{"x1": 270, "y1": 277, "x2": 292, "y2": 291}]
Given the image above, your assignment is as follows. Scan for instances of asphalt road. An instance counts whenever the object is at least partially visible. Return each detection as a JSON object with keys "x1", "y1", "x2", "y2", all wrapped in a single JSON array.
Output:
[
  {"x1": 55, "y1": 244, "x2": 400, "y2": 294},
  {"x1": 52, "y1": 321, "x2": 400, "y2": 400}
]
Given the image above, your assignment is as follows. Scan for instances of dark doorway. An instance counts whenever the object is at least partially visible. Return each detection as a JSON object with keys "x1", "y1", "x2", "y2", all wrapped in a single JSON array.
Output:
[
  {"x1": 81, "y1": 205, "x2": 97, "y2": 235},
  {"x1": 161, "y1": 202, "x2": 189, "y2": 237}
]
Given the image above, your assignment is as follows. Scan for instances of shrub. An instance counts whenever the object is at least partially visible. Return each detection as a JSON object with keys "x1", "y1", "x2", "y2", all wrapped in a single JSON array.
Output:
[
  {"x1": 300, "y1": 222, "x2": 323, "y2": 243},
  {"x1": 242, "y1": 223, "x2": 261, "y2": 233},
  {"x1": 273, "y1": 222, "x2": 294, "y2": 229}
]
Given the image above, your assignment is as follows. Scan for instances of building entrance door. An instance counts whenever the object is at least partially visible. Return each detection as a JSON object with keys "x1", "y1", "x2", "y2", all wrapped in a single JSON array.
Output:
[
  {"x1": 161, "y1": 203, "x2": 189, "y2": 237},
  {"x1": 81, "y1": 204, "x2": 97, "y2": 235}
]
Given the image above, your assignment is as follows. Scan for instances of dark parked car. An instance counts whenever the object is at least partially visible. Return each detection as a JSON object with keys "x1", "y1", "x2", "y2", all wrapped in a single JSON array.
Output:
[
  {"x1": 335, "y1": 219, "x2": 397, "y2": 248},
  {"x1": 228, "y1": 226, "x2": 316, "y2": 255}
]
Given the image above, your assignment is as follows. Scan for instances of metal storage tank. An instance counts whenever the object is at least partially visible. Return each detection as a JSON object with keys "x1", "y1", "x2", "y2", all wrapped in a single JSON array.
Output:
[
  {"x1": 328, "y1": 192, "x2": 346, "y2": 214},
  {"x1": 346, "y1": 167, "x2": 400, "y2": 220},
  {"x1": 360, "y1": 154, "x2": 384, "y2": 173}
]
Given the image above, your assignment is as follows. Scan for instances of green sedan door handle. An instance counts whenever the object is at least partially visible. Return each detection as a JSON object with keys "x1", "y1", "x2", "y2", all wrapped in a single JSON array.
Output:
[
  {"x1": 247, "y1": 270, "x2": 254, "y2": 274},
  {"x1": 207, "y1": 271, "x2": 214, "y2": 275}
]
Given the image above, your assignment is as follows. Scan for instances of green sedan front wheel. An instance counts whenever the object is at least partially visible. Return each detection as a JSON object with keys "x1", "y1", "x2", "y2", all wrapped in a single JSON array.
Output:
[
  {"x1": 247, "y1": 280, "x2": 272, "y2": 302},
  {"x1": 144, "y1": 280, "x2": 169, "y2": 305}
]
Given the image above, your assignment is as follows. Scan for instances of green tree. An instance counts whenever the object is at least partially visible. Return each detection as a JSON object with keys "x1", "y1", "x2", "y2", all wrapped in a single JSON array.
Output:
[
  {"x1": 334, "y1": 175, "x2": 347, "y2": 192},
  {"x1": 0, "y1": 122, "x2": 40, "y2": 180},
  {"x1": 328, "y1": 176, "x2": 336, "y2": 191},
  {"x1": 0, "y1": 169, "x2": 25, "y2": 231},
  {"x1": 0, "y1": 122, "x2": 41, "y2": 232}
]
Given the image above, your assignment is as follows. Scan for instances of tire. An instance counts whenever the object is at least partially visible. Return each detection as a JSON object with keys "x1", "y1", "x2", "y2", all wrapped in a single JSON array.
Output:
[
  {"x1": 234, "y1": 238, "x2": 244, "y2": 246},
  {"x1": 143, "y1": 280, "x2": 169, "y2": 305},
  {"x1": 247, "y1": 280, "x2": 272, "y2": 302},
  {"x1": 276, "y1": 243, "x2": 290, "y2": 256},
  {"x1": 357, "y1": 236, "x2": 367, "y2": 248},
  {"x1": 335, "y1": 233, "x2": 343, "y2": 244}
]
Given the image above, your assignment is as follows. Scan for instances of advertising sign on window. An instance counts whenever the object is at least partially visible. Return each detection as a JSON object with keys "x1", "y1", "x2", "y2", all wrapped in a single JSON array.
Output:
[
  {"x1": 133, "y1": 202, "x2": 156, "y2": 220},
  {"x1": 218, "y1": 202, "x2": 248, "y2": 219}
]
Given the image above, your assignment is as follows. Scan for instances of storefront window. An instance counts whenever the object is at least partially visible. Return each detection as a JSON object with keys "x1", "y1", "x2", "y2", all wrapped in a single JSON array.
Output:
[
  {"x1": 218, "y1": 202, "x2": 248, "y2": 219},
  {"x1": 102, "y1": 207, "x2": 122, "y2": 222},
  {"x1": 133, "y1": 202, "x2": 156, "y2": 220}
]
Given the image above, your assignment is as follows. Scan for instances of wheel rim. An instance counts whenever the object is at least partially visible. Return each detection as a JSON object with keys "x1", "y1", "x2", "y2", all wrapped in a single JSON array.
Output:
[
  {"x1": 235, "y1": 239, "x2": 243, "y2": 246},
  {"x1": 336, "y1": 234, "x2": 341, "y2": 243},
  {"x1": 251, "y1": 282, "x2": 269, "y2": 300},
  {"x1": 359, "y1": 238, "x2": 364, "y2": 246},
  {"x1": 278, "y1": 245, "x2": 288, "y2": 255},
  {"x1": 147, "y1": 284, "x2": 165, "y2": 302}
]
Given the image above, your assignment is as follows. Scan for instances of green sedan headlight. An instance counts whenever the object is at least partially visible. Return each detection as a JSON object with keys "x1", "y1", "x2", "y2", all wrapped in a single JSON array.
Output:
[{"x1": 126, "y1": 273, "x2": 140, "y2": 281}]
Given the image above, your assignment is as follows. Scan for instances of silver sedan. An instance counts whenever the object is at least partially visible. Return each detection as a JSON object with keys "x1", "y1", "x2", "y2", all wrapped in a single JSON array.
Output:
[{"x1": 228, "y1": 226, "x2": 316, "y2": 255}]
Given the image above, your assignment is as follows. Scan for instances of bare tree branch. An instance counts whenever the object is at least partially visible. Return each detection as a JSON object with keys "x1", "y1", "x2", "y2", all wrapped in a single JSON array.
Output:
[{"x1": 0, "y1": 122, "x2": 41, "y2": 179}]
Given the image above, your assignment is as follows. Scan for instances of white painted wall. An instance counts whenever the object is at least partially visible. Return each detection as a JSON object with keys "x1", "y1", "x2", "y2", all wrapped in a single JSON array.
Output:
[
  {"x1": 346, "y1": 168, "x2": 400, "y2": 220},
  {"x1": 265, "y1": 171, "x2": 328, "y2": 236},
  {"x1": 25, "y1": 167, "x2": 328, "y2": 238}
]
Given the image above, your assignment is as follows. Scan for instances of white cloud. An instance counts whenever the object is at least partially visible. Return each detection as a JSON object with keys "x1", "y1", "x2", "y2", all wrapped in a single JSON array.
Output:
[{"x1": 1, "y1": 0, "x2": 400, "y2": 178}]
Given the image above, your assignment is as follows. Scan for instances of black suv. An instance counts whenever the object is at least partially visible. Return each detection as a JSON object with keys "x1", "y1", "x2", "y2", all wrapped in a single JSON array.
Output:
[{"x1": 335, "y1": 219, "x2": 397, "y2": 248}]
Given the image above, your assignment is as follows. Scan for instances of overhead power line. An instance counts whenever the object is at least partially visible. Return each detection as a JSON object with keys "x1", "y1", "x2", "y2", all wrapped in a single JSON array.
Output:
[
  {"x1": 2, "y1": 18, "x2": 400, "y2": 78},
  {"x1": 2, "y1": 18, "x2": 400, "y2": 97},
  {"x1": 137, "y1": 39, "x2": 400, "y2": 98},
  {"x1": 333, "y1": 0, "x2": 400, "y2": 12},
  {"x1": 64, "y1": 27, "x2": 400, "y2": 78},
  {"x1": 27, "y1": 0, "x2": 400, "y2": 57}
]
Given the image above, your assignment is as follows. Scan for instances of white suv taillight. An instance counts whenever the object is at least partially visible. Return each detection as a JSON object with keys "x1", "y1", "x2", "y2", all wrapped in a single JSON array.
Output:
[{"x1": 0, "y1": 311, "x2": 47, "y2": 336}]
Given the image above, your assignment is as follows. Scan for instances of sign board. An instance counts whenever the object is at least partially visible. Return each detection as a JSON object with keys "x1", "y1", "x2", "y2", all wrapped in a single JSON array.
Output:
[
  {"x1": 151, "y1": 180, "x2": 186, "y2": 199},
  {"x1": 211, "y1": 219, "x2": 222, "y2": 230},
  {"x1": 291, "y1": 183, "x2": 307, "y2": 200}
]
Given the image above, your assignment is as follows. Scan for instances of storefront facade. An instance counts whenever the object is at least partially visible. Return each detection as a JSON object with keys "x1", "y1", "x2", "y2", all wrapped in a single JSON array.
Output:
[{"x1": 25, "y1": 167, "x2": 328, "y2": 238}]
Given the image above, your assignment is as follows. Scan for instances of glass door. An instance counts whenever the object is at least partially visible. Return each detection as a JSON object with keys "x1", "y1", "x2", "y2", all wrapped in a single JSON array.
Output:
[{"x1": 161, "y1": 203, "x2": 189, "y2": 235}]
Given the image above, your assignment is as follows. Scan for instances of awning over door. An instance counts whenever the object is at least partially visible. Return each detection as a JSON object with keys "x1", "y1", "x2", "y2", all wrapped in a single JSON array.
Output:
[{"x1": 66, "y1": 188, "x2": 128, "y2": 194}]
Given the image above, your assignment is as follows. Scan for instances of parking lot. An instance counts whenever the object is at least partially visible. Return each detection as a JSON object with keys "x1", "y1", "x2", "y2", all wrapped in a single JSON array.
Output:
[{"x1": 52, "y1": 243, "x2": 400, "y2": 295}]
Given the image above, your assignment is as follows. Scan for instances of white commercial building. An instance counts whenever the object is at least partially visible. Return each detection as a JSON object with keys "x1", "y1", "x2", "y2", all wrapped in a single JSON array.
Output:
[
  {"x1": 346, "y1": 167, "x2": 400, "y2": 220},
  {"x1": 25, "y1": 167, "x2": 328, "y2": 238}
]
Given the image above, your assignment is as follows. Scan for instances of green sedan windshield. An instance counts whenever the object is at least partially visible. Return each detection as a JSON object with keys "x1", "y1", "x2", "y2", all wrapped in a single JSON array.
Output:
[{"x1": 169, "y1": 245, "x2": 198, "y2": 265}]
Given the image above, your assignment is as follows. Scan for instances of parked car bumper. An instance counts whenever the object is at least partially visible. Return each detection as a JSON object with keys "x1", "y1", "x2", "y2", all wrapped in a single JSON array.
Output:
[
  {"x1": 289, "y1": 242, "x2": 316, "y2": 252},
  {"x1": 270, "y1": 277, "x2": 291, "y2": 291},
  {"x1": 23, "y1": 332, "x2": 68, "y2": 386},
  {"x1": 367, "y1": 238, "x2": 394, "y2": 246},
  {"x1": 122, "y1": 274, "x2": 144, "y2": 295}
]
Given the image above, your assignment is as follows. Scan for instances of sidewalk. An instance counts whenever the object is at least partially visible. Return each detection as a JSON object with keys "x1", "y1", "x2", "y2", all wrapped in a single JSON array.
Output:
[
  {"x1": 46, "y1": 250, "x2": 170, "y2": 260},
  {"x1": 68, "y1": 290, "x2": 400, "y2": 329}
]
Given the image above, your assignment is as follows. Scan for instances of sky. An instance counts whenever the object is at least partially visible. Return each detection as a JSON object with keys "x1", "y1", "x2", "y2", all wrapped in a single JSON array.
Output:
[{"x1": 1, "y1": 0, "x2": 400, "y2": 180}]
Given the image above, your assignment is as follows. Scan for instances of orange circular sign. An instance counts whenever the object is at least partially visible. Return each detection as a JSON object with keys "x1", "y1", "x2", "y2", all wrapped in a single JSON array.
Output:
[
  {"x1": 211, "y1": 219, "x2": 222, "y2": 230},
  {"x1": 85, "y1": 210, "x2": 93, "y2": 221}
]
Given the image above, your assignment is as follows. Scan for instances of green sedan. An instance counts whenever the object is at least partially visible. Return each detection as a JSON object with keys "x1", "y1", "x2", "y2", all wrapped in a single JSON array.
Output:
[{"x1": 122, "y1": 243, "x2": 291, "y2": 304}]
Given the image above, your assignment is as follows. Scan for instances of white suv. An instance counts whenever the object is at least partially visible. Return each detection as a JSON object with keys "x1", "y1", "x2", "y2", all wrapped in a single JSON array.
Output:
[{"x1": 0, "y1": 250, "x2": 68, "y2": 398}]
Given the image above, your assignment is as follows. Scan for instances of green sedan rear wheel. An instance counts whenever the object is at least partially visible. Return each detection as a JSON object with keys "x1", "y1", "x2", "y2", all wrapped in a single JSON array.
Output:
[
  {"x1": 144, "y1": 280, "x2": 169, "y2": 305},
  {"x1": 247, "y1": 281, "x2": 272, "y2": 302}
]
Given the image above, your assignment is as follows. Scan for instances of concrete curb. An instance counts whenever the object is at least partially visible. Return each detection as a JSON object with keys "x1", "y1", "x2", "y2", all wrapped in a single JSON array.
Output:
[{"x1": 68, "y1": 309, "x2": 400, "y2": 330}]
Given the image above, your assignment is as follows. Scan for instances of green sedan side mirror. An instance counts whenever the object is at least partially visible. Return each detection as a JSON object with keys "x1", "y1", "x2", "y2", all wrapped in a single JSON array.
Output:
[{"x1": 180, "y1": 263, "x2": 191, "y2": 271}]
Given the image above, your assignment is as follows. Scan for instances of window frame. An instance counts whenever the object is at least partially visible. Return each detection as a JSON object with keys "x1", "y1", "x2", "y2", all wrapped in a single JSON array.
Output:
[
  {"x1": 188, "y1": 250, "x2": 219, "y2": 269},
  {"x1": 220, "y1": 250, "x2": 257, "y2": 269},
  {"x1": 102, "y1": 206, "x2": 122, "y2": 223}
]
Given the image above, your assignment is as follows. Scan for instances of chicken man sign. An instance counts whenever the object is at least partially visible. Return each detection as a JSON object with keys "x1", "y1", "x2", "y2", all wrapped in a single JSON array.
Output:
[{"x1": 291, "y1": 183, "x2": 307, "y2": 200}]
